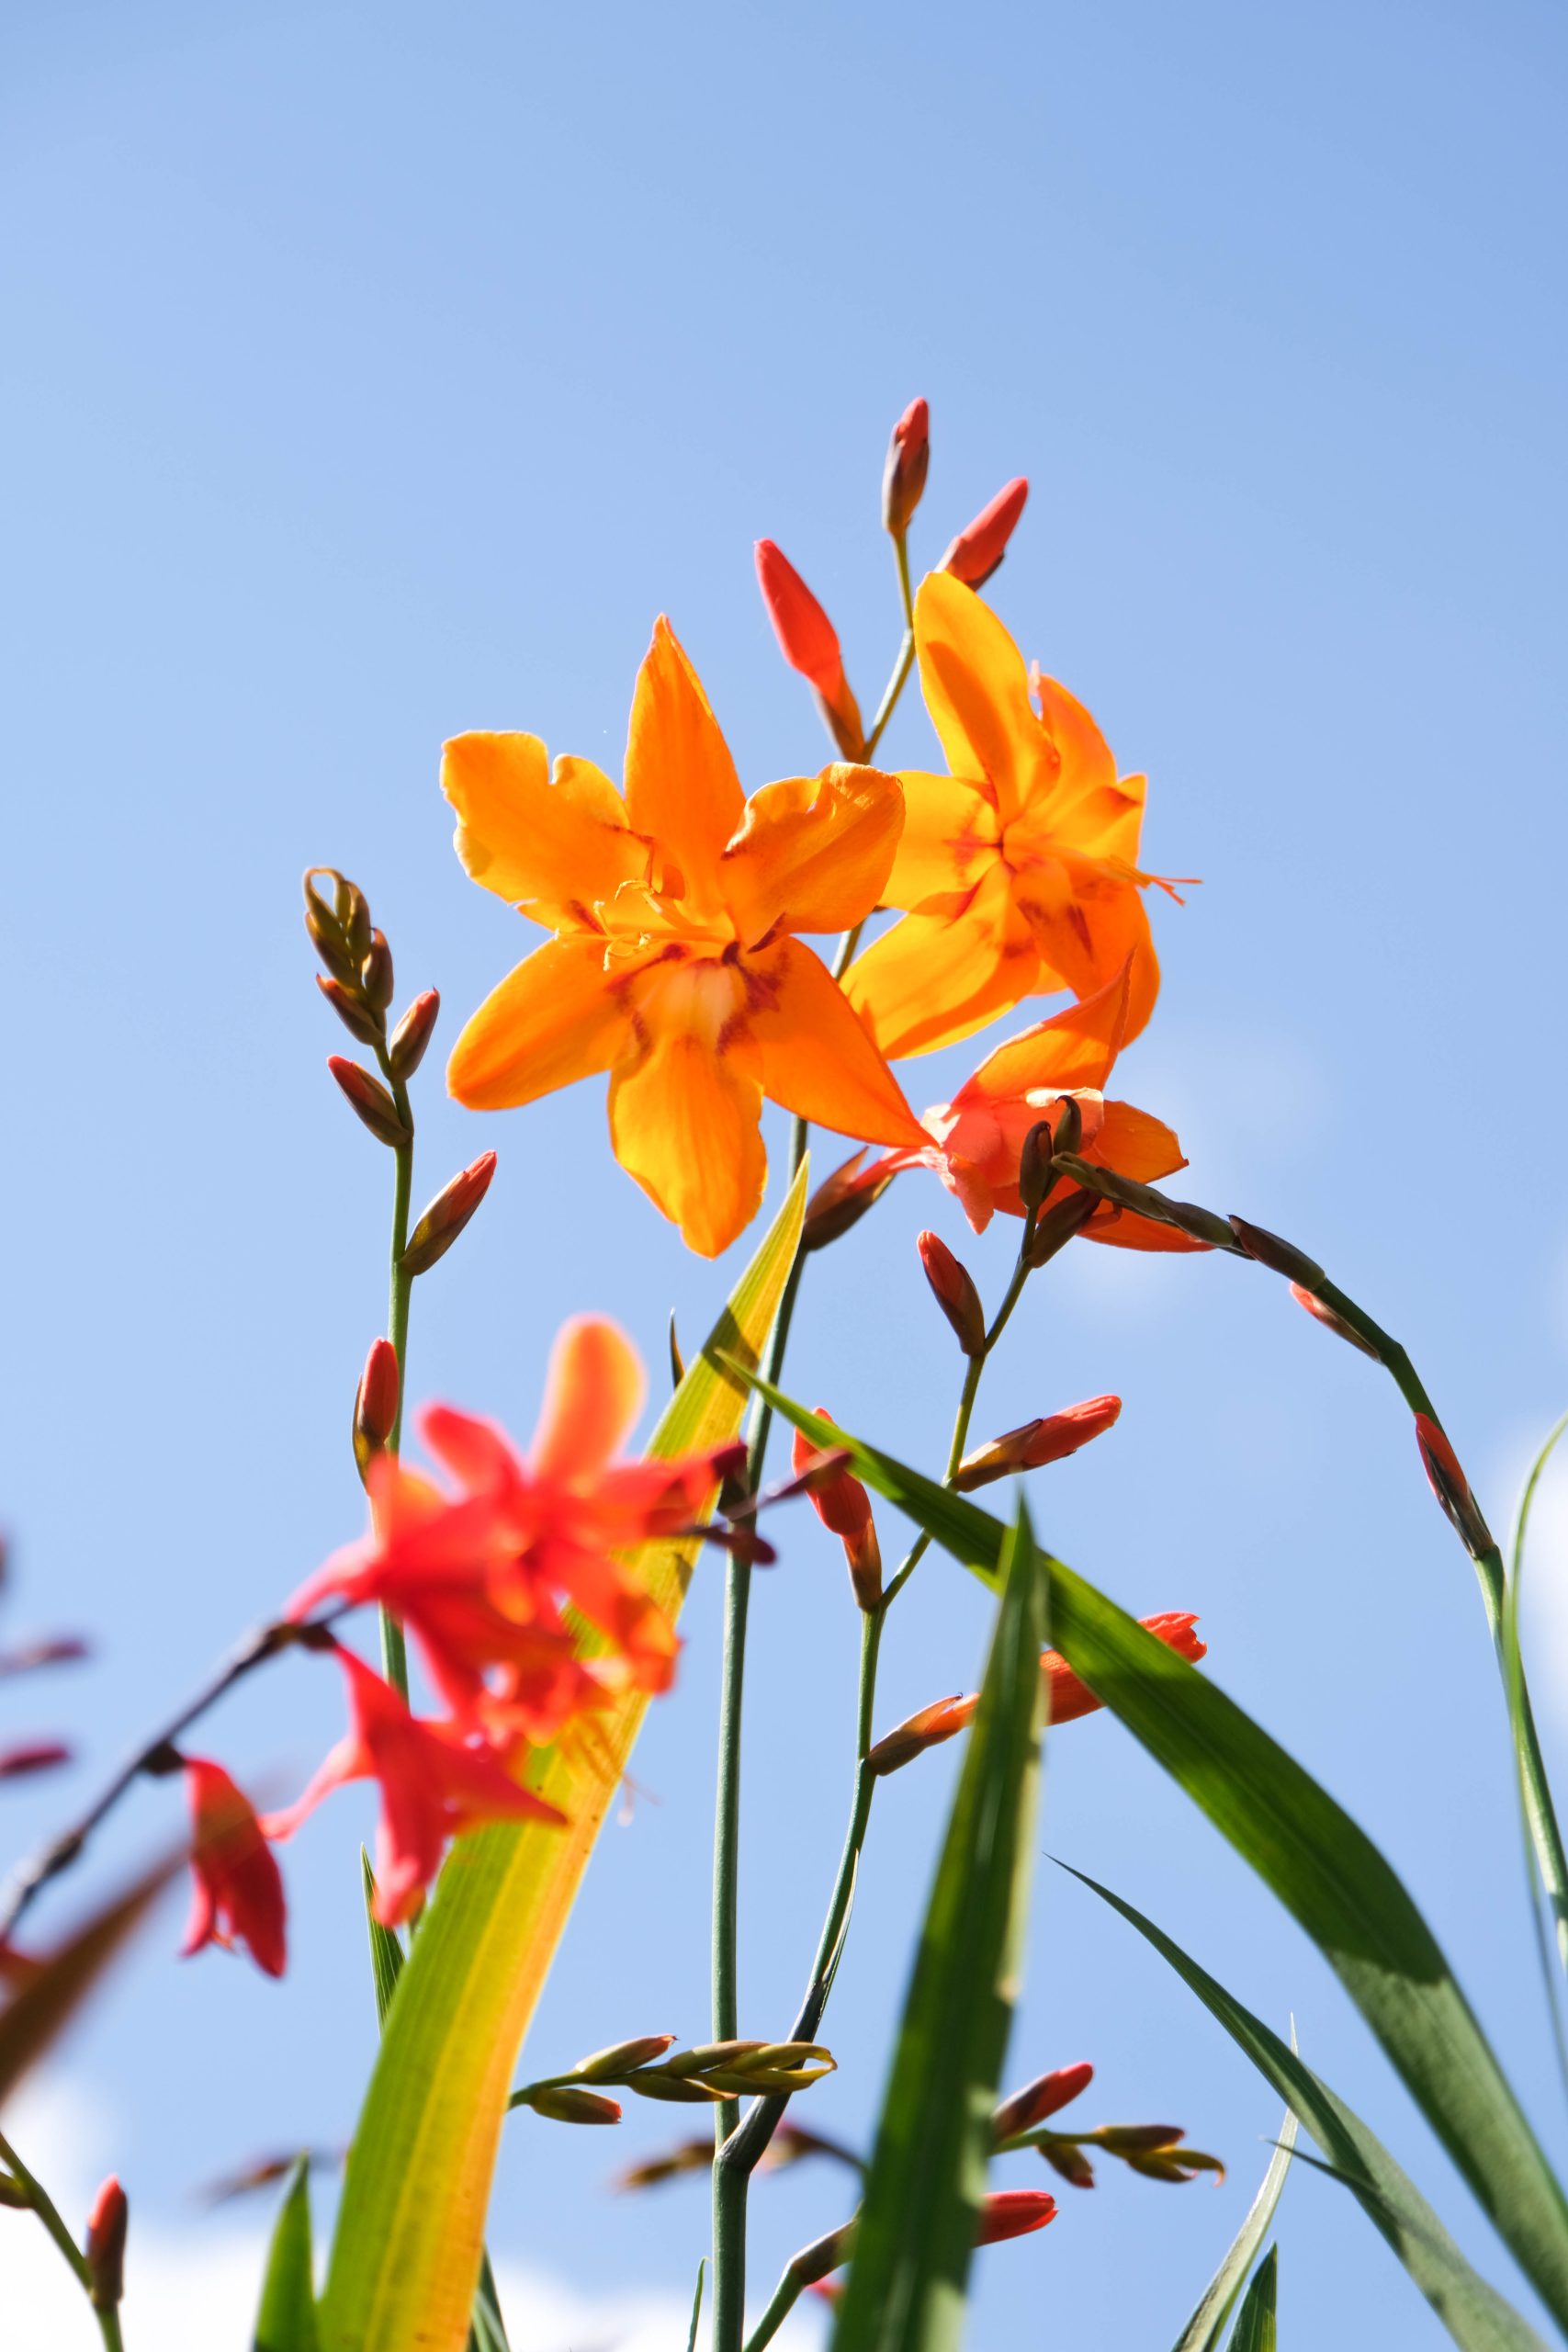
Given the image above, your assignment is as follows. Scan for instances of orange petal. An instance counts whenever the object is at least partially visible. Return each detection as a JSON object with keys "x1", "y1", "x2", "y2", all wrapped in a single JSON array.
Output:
[
  {"x1": 956, "y1": 964, "x2": 1132, "y2": 1106},
  {"x1": 442, "y1": 735, "x2": 651, "y2": 923},
  {"x1": 719, "y1": 764, "x2": 904, "y2": 947},
  {"x1": 531, "y1": 1317, "x2": 645, "y2": 1479},
  {"x1": 844, "y1": 865, "x2": 1042, "y2": 1059},
  {"x1": 914, "y1": 572, "x2": 1049, "y2": 825},
  {"x1": 881, "y1": 770, "x2": 1001, "y2": 913},
  {"x1": 1089, "y1": 1098, "x2": 1187, "y2": 1182},
  {"x1": 747, "y1": 938, "x2": 926, "y2": 1148},
  {"x1": 608, "y1": 960, "x2": 767, "y2": 1257},
  {"x1": 624, "y1": 618, "x2": 745, "y2": 921},
  {"x1": 446, "y1": 935, "x2": 631, "y2": 1111},
  {"x1": 1015, "y1": 870, "x2": 1160, "y2": 1045}
]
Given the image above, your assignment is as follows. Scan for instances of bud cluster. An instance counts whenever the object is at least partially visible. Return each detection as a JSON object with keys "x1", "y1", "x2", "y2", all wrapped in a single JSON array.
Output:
[
  {"x1": 991, "y1": 2061, "x2": 1222, "y2": 2188},
  {"x1": 305, "y1": 868, "x2": 442, "y2": 1148},
  {"x1": 512, "y1": 2034, "x2": 836, "y2": 2126}
]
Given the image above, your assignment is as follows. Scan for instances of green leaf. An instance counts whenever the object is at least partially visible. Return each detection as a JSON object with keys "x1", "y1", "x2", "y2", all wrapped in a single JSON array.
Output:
[
  {"x1": 1173, "y1": 2102, "x2": 1295, "y2": 2352},
  {"x1": 728, "y1": 1377, "x2": 1568, "y2": 2338},
  {"x1": 320, "y1": 1167, "x2": 809, "y2": 2352},
  {"x1": 685, "y1": 2258, "x2": 705, "y2": 2352},
  {"x1": 831, "y1": 1499, "x2": 1045, "y2": 2352},
  {"x1": 1224, "y1": 2245, "x2": 1276, "y2": 2352},
  {"x1": 360, "y1": 1849, "x2": 403, "y2": 2028},
  {"x1": 1069, "y1": 1864, "x2": 1546, "y2": 2352},
  {"x1": 1505, "y1": 1409, "x2": 1568, "y2": 2061},
  {"x1": 253, "y1": 2156, "x2": 320, "y2": 2352}
]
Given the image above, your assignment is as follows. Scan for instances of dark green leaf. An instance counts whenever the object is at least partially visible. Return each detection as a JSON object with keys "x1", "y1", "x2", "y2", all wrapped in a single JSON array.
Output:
[
  {"x1": 252, "y1": 2156, "x2": 320, "y2": 2352},
  {"x1": 1224, "y1": 2245, "x2": 1276, "y2": 2352}
]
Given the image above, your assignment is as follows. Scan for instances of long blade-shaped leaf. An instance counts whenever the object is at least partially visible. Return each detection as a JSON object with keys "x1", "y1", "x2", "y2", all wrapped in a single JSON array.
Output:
[
  {"x1": 321, "y1": 1170, "x2": 808, "y2": 2352},
  {"x1": 1174, "y1": 2106, "x2": 1296, "y2": 2352},
  {"x1": 1506, "y1": 1409, "x2": 1568, "y2": 2060},
  {"x1": 729, "y1": 1377, "x2": 1568, "y2": 2335},
  {"x1": 1224, "y1": 2245, "x2": 1276, "y2": 2352},
  {"x1": 1068, "y1": 1865, "x2": 1546, "y2": 2352},
  {"x1": 253, "y1": 2156, "x2": 320, "y2": 2352},
  {"x1": 832, "y1": 1500, "x2": 1045, "y2": 2352}
]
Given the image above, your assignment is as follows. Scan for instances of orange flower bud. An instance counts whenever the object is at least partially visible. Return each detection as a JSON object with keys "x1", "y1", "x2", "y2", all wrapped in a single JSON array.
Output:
[
  {"x1": 574, "y1": 2033, "x2": 677, "y2": 2081},
  {"x1": 882, "y1": 396, "x2": 930, "y2": 537},
  {"x1": 400, "y1": 1152, "x2": 498, "y2": 1276},
  {"x1": 327, "y1": 1057, "x2": 411, "y2": 1148},
  {"x1": 802, "y1": 1148, "x2": 896, "y2": 1253},
  {"x1": 1227, "y1": 1215, "x2": 1324, "y2": 1289},
  {"x1": 866, "y1": 1692, "x2": 973, "y2": 1777},
  {"x1": 940, "y1": 478, "x2": 1028, "y2": 589},
  {"x1": 303, "y1": 867, "x2": 359, "y2": 983},
  {"x1": 918, "y1": 1231, "x2": 986, "y2": 1358},
  {"x1": 525, "y1": 2084, "x2": 623, "y2": 2125},
  {"x1": 1044, "y1": 1611, "x2": 1205, "y2": 1726},
  {"x1": 315, "y1": 972, "x2": 385, "y2": 1046},
  {"x1": 953, "y1": 1396, "x2": 1122, "y2": 1491},
  {"x1": 354, "y1": 1337, "x2": 400, "y2": 1477},
  {"x1": 389, "y1": 988, "x2": 441, "y2": 1082},
  {"x1": 791, "y1": 1412, "x2": 882, "y2": 1609},
  {"x1": 1290, "y1": 1282, "x2": 1381, "y2": 1359},
  {"x1": 1415, "y1": 1414, "x2": 1493, "y2": 1557},
  {"x1": 361, "y1": 929, "x2": 394, "y2": 1012},
  {"x1": 754, "y1": 540, "x2": 864, "y2": 759},
  {"x1": 975, "y1": 2188, "x2": 1057, "y2": 2245},
  {"x1": 85, "y1": 2176, "x2": 128, "y2": 2310},
  {"x1": 993, "y1": 2061, "x2": 1094, "y2": 2141}
]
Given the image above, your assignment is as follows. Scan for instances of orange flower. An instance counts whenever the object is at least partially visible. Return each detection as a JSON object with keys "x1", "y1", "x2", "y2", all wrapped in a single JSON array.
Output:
[
  {"x1": 846, "y1": 572, "x2": 1185, "y2": 1058},
  {"x1": 181, "y1": 1758, "x2": 287, "y2": 1979},
  {"x1": 289, "y1": 1317, "x2": 741, "y2": 1736},
  {"x1": 873, "y1": 963, "x2": 1201, "y2": 1252},
  {"x1": 264, "y1": 1647, "x2": 564, "y2": 1928},
  {"x1": 444, "y1": 620, "x2": 926, "y2": 1256}
]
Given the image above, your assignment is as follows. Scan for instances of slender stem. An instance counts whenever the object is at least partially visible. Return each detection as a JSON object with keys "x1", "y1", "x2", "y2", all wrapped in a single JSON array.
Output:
[
  {"x1": 740, "y1": 2265, "x2": 805, "y2": 2352},
  {"x1": 374, "y1": 1056, "x2": 417, "y2": 1701},
  {"x1": 95, "y1": 2308, "x2": 126, "y2": 2352},
  {"x1": 862, "y1": 534, "x2": 918, "y2": 764},
  {"x1": 0, "y1": 2131, "x2": 89, "y2": 2290}
]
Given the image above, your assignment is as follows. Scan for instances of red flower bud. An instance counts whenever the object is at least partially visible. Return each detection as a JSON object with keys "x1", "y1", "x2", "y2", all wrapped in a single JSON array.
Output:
[
  {"x1": 975, "y1": 2188, "x2": 1057, "y2": 2245},
  {"x1": 361, "y1": 929, "x2": 395, "y2": 1012},
  {"x1": 1227, "y1": 1216, "x2": 1324, "y2": 1289},
  {"x1": 917, "y1": 1230, "x2": 986, "y2": 1357},
  {"x1": 940, "y1": 478, "x2": 1028, "y2": 589},
  {"x1": 354, "y1": 1338, "x2": 400, "y2": 1477},
  {"x1": 882, "y1": 397, "x2": 930, "y2": 537},
  {"x1": 1290, "y1": 1282, "x2": 1380, "y2": 1359},
  {"x1": 994, "y1": 2061, "x2": 1094, "y2": 2140},
  {"x1": 315, "y1": 972, "x2": 384, "y2": 1046},
  {"x1": 327, "y1": 1057, "x2": 411, "y2": 1148},
  {"x1": 953, "y1": 1396, "x2": 1122, "y2": 1491},
  {"x1": 400, "y1": 1152, "x2": 498, "y2": 1276},
  {"x1": 866, "y1": 1692, "x2": 973, "y2": 1777},
  {"x1": 389, "y1": 988, "x2": 441, "y2": 1082},
  {"x1": 0, "y1": 1740, "x2": 72, "y2": 1780},
  {"x1": 754, "y1": 541, "x2": 863, "y2": 759},
  {"x1": 85, "y1": 2176, "x2": 128, "y2": 2311},
  {"x1": 791, "y1": 1412, "x2": 883, "y2": 1609},
  {"x1": 802, "y1": 1148, "x2": 896, "y2": 1252},
  {"x1": 1416, "y1": 1413, "x2": 1493, "y2": 1557}
]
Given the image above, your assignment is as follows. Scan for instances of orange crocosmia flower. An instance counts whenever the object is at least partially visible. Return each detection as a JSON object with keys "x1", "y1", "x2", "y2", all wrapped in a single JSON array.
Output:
[
  {"x1": 264, "y1": 1647, "x2": 565, "y2": 1928},
  {"x1": 443, "y1": 620, "x2": 927, "y2": 1257},
  {"x1": 288, "y1": 1318, "x2": 740, "y2": 1736},
  {"x1": 181, "y1": 1758, "x2": 288, "y2": 1979},
  {"x1": 875, "y1": 962, "x2": 1203, "y2": 1253},
  {"x1": 845, "y1": 571, "x2": 1186, "y2": 1059}
]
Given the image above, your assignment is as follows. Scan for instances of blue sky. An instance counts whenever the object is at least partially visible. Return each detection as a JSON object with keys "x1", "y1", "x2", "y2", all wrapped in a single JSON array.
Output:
[{"x1": 4, "y1": 1, "x2": 1568, "y2": 2342}]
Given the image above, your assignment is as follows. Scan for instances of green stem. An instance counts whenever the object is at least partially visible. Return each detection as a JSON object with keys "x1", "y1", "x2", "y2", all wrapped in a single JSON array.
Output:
[
  {"x1": 375, "y1": 1058, "x2": 417, "y2": 1701},
  {"x1": 0, "y1": 2130, "x2": 93, "y2": 2305},
  {"x1": 95, "y1": 2308, "x2": 126, "y2": 2352},
  {"x1": 740, "y1": 2264, "x2": 805, "y2": 2352}
]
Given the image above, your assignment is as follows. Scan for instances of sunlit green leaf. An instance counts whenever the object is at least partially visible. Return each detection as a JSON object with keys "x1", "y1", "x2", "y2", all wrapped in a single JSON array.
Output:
[
  {"x1": 252, "y1": 2156, "x2": 320, "y2": 2352},
  {"x1": 1173, "y1": 2101, "x2": 1295, "y2": 2352}
]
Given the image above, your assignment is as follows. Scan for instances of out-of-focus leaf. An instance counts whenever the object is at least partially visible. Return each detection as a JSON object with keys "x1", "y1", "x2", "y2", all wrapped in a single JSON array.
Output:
[
  {"x1": 320, "y1": 1168, "x2": 809, "y2": 2352},
  {"x1": 1505, "y1": 1409, "x2": 1568, "y2": 2064},
  {"x1": 1224, "y1": 2245, "x2": 1276, "y2": 2352},
  {"x1": 831, "y1": 1500, "x2": 1045, "y2": 2352},
  {"x1": 252, "y1": 2155, "x2": 320, "y2": 2352},
  {"x1": 1069, "y1": 1865, "x2": 1546, "y2": 2352},
  {"x1": 728, "y1": 1379, "x2": 1568, "y2": 2336},
  {"x1": 0, "y1": 1849, "x2": 181, "y2": 2106},
  {"x1": 1173, "y1": 2103, "x2": 1295, "y2": 2352}
]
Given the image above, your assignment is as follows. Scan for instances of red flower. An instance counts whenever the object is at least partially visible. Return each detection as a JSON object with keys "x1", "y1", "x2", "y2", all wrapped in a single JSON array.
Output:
[
  {"x1": 182, "y1": 1758, "x2": 288, "y2": 1979},
  {"x1": 263, "y1": 1648, "x2": 564, "y2": 1928},
  {"x1": 1045, "y1": 1611, "x2": 1206, "y2": 1725}
]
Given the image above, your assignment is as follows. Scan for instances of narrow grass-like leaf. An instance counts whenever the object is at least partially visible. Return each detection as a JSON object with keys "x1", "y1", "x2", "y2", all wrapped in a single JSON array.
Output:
[
  {"x1": 685, "y1": 2258, "x2": 705, "y2": 2352},
  {"x1": 1068, "y1": 1864, "x2": 1546, "y2": 2352},
  {"x1": 253, "y1": 2156, "x2": 320, "y2": 2352},
  {"x1": 321, "y1": 1169, "x2": 808, "y2": 2352},
  {"x1": 1224, "y1": 2245, "x2": 1276, "y2": 2352},
  {"x1": 728, "y1": 1378, "x2": 1568, "y2": 2336},
  {"x1": 1173, "y1": 2105, "x2": 1295, "y2": 2352},
  {"x1": 831, "y1": 1500, "x2": 1045, "y2": 2352},
  {"x1": 1506, "y1": 1410, "x2": 1568, "y2": 2068}
]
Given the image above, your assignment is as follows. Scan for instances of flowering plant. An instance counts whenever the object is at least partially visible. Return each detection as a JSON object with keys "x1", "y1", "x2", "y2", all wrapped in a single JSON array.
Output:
[{"x1": 4, "y1": 400, "x2": 1564, "y2": 2352}]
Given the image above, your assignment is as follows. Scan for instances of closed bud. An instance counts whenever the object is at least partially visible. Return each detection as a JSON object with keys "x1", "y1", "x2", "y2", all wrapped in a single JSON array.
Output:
[
  {"x1": 1051, "y1": 1157, "x2": 1236, "y2": 1251},
  {"x1": 1088, "y1": 2122, "x2": 1183, "y2": 2154},
  {"x1": 953, "y1": 1396, "x2": 1122, "y2": 1491},
  {"x1": 400, "y1": 1152, "x2": 498, "y2": 1275},
  {"x1": 388, "y1": 988, "x2": 441, "y2": 1081},
  {"x1": 803, "y1": 1149, "x2": 896, "y2": 1252},
  {"x1": 1415, "y1": 1413, "x2": 1493, "y2": 1557},
  {"x1": 338, "y1": 876, "x2": 373, "y2": 964},
  {"x1": 525, "y1": 2085, "x2": 623, "y2": 2125},
  {"x1": 315, "y1": 973, "x2": 384, "y2": 1046},
  {"x1": 625, "y1": 2072, "x2": 724, "y2": 2105},
  {"x1": 327, "y1": 1057, "x2": 411, "y2": 1148},
  {"x1": 940, "y1": 477, "x2": 1028, "y2": 589},
  {"x1": 615, "y1": 2138, "x2": 712, "y2": 2191},
  {"x1": 1025, "y1": 1187, "x2": 1100, "y2": 1268},
  {"x1": 1041, "y1": 2139, "x2": 1098, "y2": 2188},
  {"x1": 754, "y1": 540, "x2": 864, "y2": 758},
  {"x1": 882, "y1": 396, "x2": 930, "y2": 537},
  {"x1": 1228, "y1": 1215, "x2": 1325, "y2": 1288},
  {"x1": 85, "y1": 2176, "x2": 128, "y2": 2310},
  {"x1": 573, "y1": 2034, "x2": 676, "y2": 2082},
  {"x1": 1018, "y1": 1121, "x2": 1055, "y2": 1217},
  {"x1": 791, "y1": 2221, "x2": 856, "y2": 2287},
  {"x1": 993, "y1": 2061, "x2": 1094, "y2": 2141},
  {"x1": 0, "y1": 1741, "x2": 72, "y2": 1780},
  {"x1": 866, "y1": 1692, "x2": 975, "y2": 1777},
  {"x1": 661, "y1": 2040, "x2": 766, "y2": 2078},
  {"x1": 918, "y1": 1231, "x2": 986, "y2": 1357},
  {"x1": 1290, "y1": 1283, "x2": 1381, "y2": 1359},
  {"x1": 303, "y1": 868, "x2": 358, "y2": 982},
  {"x1": 975, "y1": 2188, "x2": 1057, "y2": 2245},
  {"x1": 353, "y1": 1338, "x2": 400, "y2": 1477},
  {"x1": 791, "y1": 1414, "x2": 883, "y2": 1610},
  {"x1": 361, "y1": 929, "x2": 394, "y2": 1012}
]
